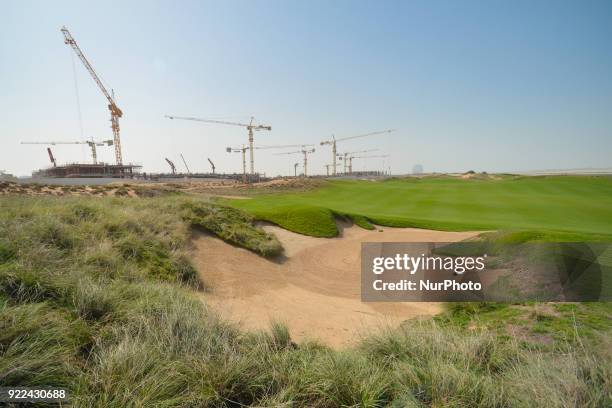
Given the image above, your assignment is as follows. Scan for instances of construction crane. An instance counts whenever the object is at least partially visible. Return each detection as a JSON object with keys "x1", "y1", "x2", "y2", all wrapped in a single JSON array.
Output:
[
  {"x1": 275, "y1": 146, "x2": 315, "y2": 177},
  {"x1": 165, "y1": 115, "x2": 271, "y2": 174},
  {"x1": 47, "y1": 148, "x2": 57, "y2": 167},
  {"x1": 324, "y1": 163, "x2": 341, "y2": 176},
  {"x1": 320, "y1": 129, "x2": 395, "y2": 176},
  {"x1": 337, "y1": 149, "x2": 378, "y2": 174},
  {"x1": 21, "y1": 140, "x2": 113, "y2": 164},
  {"x1": 348, "y1": 154, "x2": 390, "y2": 174},
  {"x1": 226, "y1": 146, "x2": 248, "y2": 181},
  {"x1": 165, "y1": 158, "x2": 176, "y2": 175},
  {"x1": 207, "y1": 158, "x2": 216, "y2": 174},
  {"x1": 61, "y1": 27, "x2": 124, "y2": 165},
  {"x1": 180, "y1": 153, "x2": 191, "y2": 175},
  {"x1": 225, "y1": 144, "x2": 304, "y2": 182}
]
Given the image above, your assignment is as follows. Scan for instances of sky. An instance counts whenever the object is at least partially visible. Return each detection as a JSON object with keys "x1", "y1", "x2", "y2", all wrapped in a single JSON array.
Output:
[{"x1": 1, "y1": 0, "x2": 611, "y2": 177}]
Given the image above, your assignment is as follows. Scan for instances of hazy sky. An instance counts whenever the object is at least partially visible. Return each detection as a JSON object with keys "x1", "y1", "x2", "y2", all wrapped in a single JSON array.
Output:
[{"x1": 2, "y1": 0, "x2": 611, "y2": 176}]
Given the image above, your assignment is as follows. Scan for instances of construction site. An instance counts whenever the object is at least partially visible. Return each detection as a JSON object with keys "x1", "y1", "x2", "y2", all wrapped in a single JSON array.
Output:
[
  {"x1": 23, "y1": 27, "x2": 143, "y2": 180},
  {"x1": 3, "y1": 3, "x2": 612, "y2": 406},
  {"x1": 18, "y1": 27, "x2": 394, "y2": 183}
]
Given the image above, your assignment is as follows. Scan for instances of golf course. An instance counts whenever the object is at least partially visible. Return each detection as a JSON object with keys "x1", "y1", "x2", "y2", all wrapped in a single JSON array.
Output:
[
  {"x1": 1, "y1": 176, "x2": 612, "y2": 406},
  {"x1": 227, "y1": 175, "x2": 612, "y2": 240}
]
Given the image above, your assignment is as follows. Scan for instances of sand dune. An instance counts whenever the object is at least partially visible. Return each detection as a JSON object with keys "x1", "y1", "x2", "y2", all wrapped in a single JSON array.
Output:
[{"x1": 192, "y1": 223, "x2": 480, "y2": 348}]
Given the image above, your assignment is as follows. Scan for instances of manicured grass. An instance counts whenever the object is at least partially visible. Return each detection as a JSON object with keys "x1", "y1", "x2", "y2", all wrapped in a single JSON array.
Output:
[
  {"x1": 255, "y1": 204, "x2": 339, "y2": 237},
  {"x1": 226, "y1": 176, "x2": 612, "y2": 239}
]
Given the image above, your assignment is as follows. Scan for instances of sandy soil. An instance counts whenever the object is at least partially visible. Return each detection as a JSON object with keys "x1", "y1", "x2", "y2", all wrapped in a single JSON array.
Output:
[
  {"x1": 192, "y1": 223, "x2": 481, "y2": 348},
  {"x1": 0, "y1": 181, "x2": 141, "y2": 197},
  {"x1": 0, "y1": 178, "x2": 321, "y2": 197}
]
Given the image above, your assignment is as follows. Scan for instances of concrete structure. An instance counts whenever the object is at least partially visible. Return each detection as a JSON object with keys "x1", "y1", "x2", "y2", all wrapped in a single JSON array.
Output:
[{"x1": 32, "y1": 163, "x2": 141, "y2": 178}]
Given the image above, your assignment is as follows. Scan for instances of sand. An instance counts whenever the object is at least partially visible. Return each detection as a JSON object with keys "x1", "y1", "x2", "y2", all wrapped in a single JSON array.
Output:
[{"x1": 192, "y1": 223, "x2": 480, "y2": 348}]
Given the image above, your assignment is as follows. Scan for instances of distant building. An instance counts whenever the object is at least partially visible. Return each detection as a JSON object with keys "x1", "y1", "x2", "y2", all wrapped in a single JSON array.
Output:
[
  {"x1": 0, "y1": 171, "x2": 17, "y2": 182},
  {"x1": 412, "y1": 164, "x2": 424, "y2": 175},
  {"x1": 32, "y1": 163, "x2": 142, "y2": 178}
]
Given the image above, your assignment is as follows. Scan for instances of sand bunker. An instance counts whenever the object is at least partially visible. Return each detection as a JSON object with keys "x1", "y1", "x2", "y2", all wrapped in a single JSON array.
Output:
[{"x1": 192, "y1": 223, "x2": 480, "y2": 348}]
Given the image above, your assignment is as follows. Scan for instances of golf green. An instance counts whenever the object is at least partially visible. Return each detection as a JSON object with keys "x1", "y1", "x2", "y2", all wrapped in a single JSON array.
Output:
[{"x1": 226, "y1": 176, "x2": 612, "y2": 239}]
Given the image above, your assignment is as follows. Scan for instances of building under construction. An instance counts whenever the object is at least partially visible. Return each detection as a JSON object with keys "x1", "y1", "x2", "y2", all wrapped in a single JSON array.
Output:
[
  {"x1": 27, "y1": 27, "x2": 135, "y2": 179},
  {"x1": 33, "y1": 163, "x2": 141, "y2": 178}
]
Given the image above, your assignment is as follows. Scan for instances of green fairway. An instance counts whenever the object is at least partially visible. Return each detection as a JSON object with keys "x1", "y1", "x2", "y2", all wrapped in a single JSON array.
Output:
[{"x1": 226, "y1": 176, "x2": 612, "y2": 238}]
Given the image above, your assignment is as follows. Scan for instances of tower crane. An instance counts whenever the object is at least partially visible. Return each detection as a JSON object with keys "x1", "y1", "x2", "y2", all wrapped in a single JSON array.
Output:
[
  {"x1": 21, "y1": 140, "x2": 113, "y2": 165},
  {"x1": 225, "y1": 144, "x2": 308, "y2": 182},
  {"x1": 180, "y1": 153, "x2": 191, "y2": 175},
  {"x1": 61, "y1": 27, "x2": 124, "y2": 165},
  {"x1": 165, "y1": 158, "x2": 177, "y2": 175},
  {"x1": 226, "y1": 146, "x2": 249, "y2": 182},
  {"x1": 337, "y1": 149, "x2": 378, "y2": 174},
  {"x1": 348, "y1": 154, "x2": 390, "y2": 174},
  {"x1": 324, "y1": 163, "x2": 341, "y2": 176},
  {"x1": 275, "y1": 146, "x2": 315, "y2": 177},
  {"x1": 320, "y1": 129, "x2": 395, "y2": 176},
  {"x1": 165, "y1": 115, "x2": 271, "y2": 174},
  {"x1": 207, "y1": 158, "x2": 216, "y2": 174}
]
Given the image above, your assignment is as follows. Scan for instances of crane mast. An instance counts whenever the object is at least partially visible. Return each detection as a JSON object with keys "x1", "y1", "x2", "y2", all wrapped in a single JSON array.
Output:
[{"x1": 61, "y1": 26, "x2": 123, "y2": 165}]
